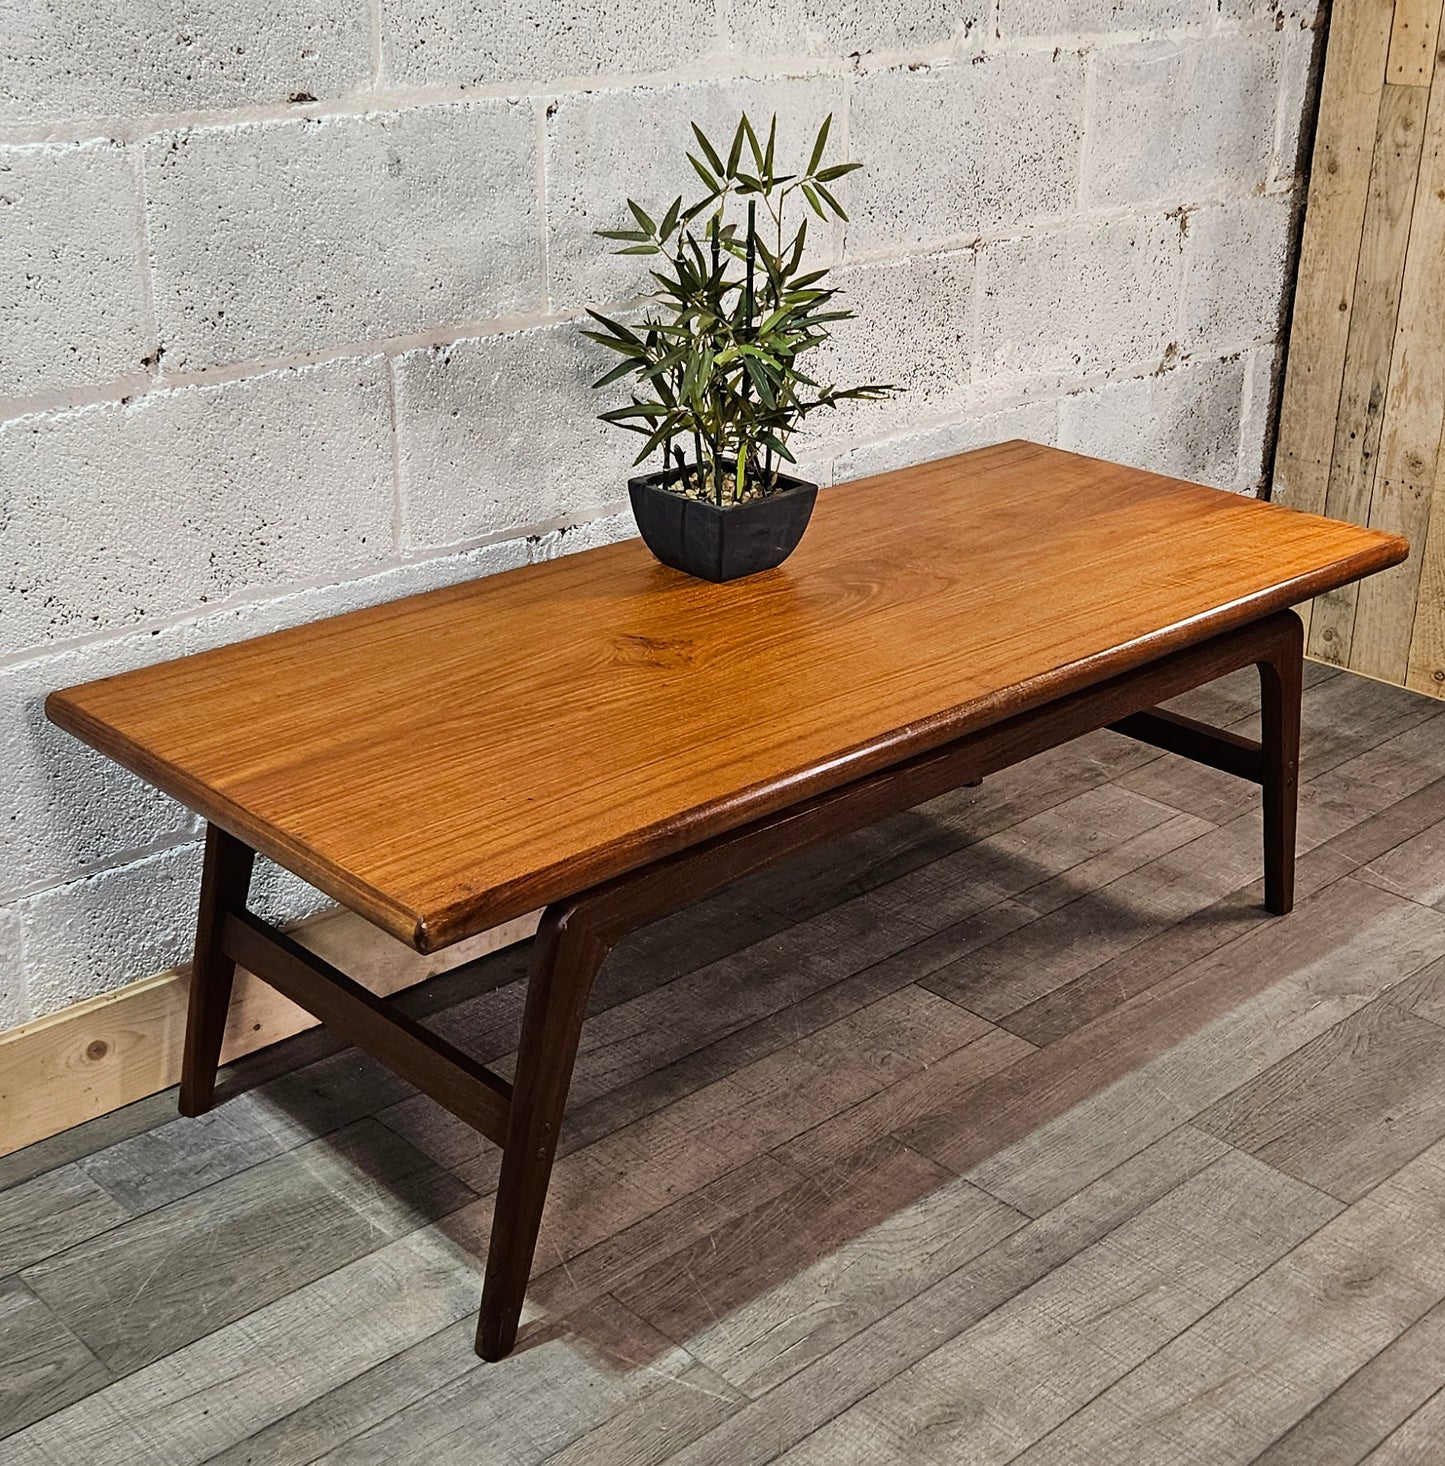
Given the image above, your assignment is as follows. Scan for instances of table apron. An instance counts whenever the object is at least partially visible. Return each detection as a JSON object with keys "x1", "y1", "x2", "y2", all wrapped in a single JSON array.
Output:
[{"x1": 559, "y1": 609, "x2": 1299, "y2": 943}]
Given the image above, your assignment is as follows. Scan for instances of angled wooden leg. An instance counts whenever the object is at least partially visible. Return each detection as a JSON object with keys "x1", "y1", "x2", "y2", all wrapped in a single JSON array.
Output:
[
  {"x1": 179, "y1": 823, "x2": 255, "y2": 1116},
  {"x1": 1258, "y1": 611, "x2": 1304, "y2": 916},
  {"x1": 476, "y1": 899, "x2": 613, "y2": 1361}
]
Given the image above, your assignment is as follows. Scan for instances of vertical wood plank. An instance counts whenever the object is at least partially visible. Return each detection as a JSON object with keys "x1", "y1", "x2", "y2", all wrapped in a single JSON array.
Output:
[
  {"x1": 1277, "y1": 0, "x2": 1445, "y2": 700},
  {"x1": 1386, "y1": 0, "x2": 1445, "y2": 85},
  {"x1": 1406, "y1": 480, "x2": 1445, "y2": 690},
  {"x1": 1403, "y1": 62, "x2": 1445, "y2": 693},
  {"x1": 1274, "y1": 0, "x2": 1399, "y2": 521},
  {"x1": 1309, "y1": 83, "x2": 1428, "y2": 664},
  {"x1": 1353, "y1": 475, "x2": 1437, "y2": 677}
]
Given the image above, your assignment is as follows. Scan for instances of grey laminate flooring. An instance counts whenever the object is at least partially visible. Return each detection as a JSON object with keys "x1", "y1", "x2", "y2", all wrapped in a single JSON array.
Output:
[{"x1": 6, "y1": 665, "x2": 1445, "y2": 1464}]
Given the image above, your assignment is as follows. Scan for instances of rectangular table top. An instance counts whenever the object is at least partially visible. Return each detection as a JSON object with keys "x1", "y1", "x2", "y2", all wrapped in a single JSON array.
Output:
[{"x1": 47, "y1": 440, "x2": 1408, "y2": 952}]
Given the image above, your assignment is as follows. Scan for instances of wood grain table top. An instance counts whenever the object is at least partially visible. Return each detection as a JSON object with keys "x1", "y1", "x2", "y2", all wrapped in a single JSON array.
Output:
[{"x1": 46, "y1": 440, "x2": 1408, "y2": 952}]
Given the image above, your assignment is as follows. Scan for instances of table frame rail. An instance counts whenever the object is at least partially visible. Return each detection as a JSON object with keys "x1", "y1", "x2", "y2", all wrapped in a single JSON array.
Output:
[{"x1": 177, "y1": 608, "x2": 1303, "y2": 1361}]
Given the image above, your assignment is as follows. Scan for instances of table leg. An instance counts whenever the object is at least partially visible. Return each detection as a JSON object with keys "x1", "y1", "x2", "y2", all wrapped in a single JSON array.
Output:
[
  {"x1": 1258, "y1": 612, "x2": 1304, "y2": 916},
  {"x1": 476, "y1": 899, "x2": 613, "y2": 1361},
  {"x1": 179, "y1": 823, "x2": 255, "y2": 1116}
]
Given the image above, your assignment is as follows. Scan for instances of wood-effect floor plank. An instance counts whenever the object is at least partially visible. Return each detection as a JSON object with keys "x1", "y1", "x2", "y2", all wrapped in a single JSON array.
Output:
[
  {"x1": 0, "y1": 1277, "x2": 109, "y2": 1441},
  {"x1": 779, "y1": 1151, "x2": 1339, "y2": 1466},
  {"x1": 908, "y1": 879, "x2": 1445, "y2": 1215},
  {"x1": 0, "y1": 1166, "x2": 130, "y2": 1277},
  {"x1": 616, "y1": 1139, "x2": 1023, "y2": 1397},
  {"x1": 1004, "y1": 707, "x2": 1445, "y2": 1047},
  {"x1": 1010, "y1": 1135, "x2": 1445, "y2": 1465},
  {"x1": 432, "y1": 984, "x2": 993, "y2": 1344},
  {"x1": 1, "y1": 1226, "x2": 487, "y2": 1466},
  {"x1": 643, "y1": 1128, "x2": 1232, "y2": 1466},
  {"x1": 308, "y1": 1297, "x2": 702, "y2": 1466},
  {"x1": 1359, "y1": 1385, "x2": 1445, "y2": 1463},
  {"x1": 19, "y1": 1120, "x2": 473, "y2": 1375},
  {"x1": 1251, "y1": 1295, "x2": 1445, "y2": 1466},
  {"x1": 1197, "y1": 995, "x2": 1445, "y2": 1201}
]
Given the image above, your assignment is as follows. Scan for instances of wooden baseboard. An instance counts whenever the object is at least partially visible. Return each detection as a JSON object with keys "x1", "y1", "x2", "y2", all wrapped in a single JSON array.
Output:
[{"x1": 0, "y1": 906, "x2": 540, "y2": 1160}]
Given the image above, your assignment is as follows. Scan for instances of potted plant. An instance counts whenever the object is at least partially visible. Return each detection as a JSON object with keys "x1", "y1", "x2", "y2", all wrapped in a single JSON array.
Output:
[{"x1": 585, "y1": 112, "x2": 894, "y2": 583}]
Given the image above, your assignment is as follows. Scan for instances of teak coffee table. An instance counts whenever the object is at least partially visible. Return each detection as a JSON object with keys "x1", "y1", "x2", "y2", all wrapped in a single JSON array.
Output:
[{"x1": 47, "y1": 441, "x2": 1407, "y2": 1360}]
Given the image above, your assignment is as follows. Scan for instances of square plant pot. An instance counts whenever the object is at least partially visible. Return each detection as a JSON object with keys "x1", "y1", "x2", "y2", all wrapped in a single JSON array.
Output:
[{"x1": 628, "y1": 466, "x2": 818, "y2": 583}]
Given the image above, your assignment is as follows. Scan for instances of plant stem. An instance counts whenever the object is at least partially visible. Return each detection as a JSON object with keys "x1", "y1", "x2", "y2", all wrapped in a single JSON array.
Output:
[{"x1": 742, "y1": 198, "x2": 756, "y2": 501}]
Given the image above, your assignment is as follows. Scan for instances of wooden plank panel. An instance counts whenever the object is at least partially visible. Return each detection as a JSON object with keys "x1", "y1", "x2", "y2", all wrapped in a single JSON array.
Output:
[
  {"x1": 1377, "y1": 61, "x2": 1445, "y2": 684},
  {"x1": 1274, "y1": 0, "x2": 1398, "y2": 521},
  {"x1": 45, "y1": 443, "x2": 1406, "y2": 952},
  {"x1": 1386, "y1": 0, "x2": 1445, "y2": 85},
  {"x1": 1352, "y1": 475, "x2": 1438, "y2": 677},
  {"x1": 1407, "y1": 478, "x2": 1445, "y2": 691},
  {"x1": 1276, "y1": 0, "x2": 1445, "y2": 697},
  {"x1": 1310, "y1": 83, "x2": 1428, "y2": 664}
]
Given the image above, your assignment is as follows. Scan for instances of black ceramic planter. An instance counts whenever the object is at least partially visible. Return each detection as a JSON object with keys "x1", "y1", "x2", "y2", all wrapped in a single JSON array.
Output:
[{"x1": 628, "y1": 466, "x2": 818, "y2": 583}]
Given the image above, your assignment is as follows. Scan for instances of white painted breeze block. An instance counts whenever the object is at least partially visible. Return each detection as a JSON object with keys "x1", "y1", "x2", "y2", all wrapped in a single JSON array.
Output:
[
  {"x1": 0, "y1": 145, "x2": 149, "y2": 398},
  {"x1": 145, "y1": 101, "x2": 541, "y2": 370},
  {"x1": 1083, "y1": 35, "x2": 1281, "y2": 207},
  {"x1": 849, "y1": 52, "x2": 1086, "y2": 254},
  {"x1": 395, "y1": 324, "x2": 633, "y2": 550},
  {"x1": 381, "y1": 0, "x2": 716, "y2": 87},
  {"x1": 0, "y1": 0, "x2": 372, "y2": 126},
  {"x1": 545, "y1": 74, "x2": 848, "y2": 311},
  {"x1": 0, "y1": 0, "x2": 1324, "y2": 1022},
  {"x1": 0, "y1": 360, "x2": 395, "y2": 658},
  {"x1": 1058, "y1": 354, "x2": 1252, "y2": 490},
  {"x1": 978, "y1": 215, "x2": 1180, "y2": 385}
]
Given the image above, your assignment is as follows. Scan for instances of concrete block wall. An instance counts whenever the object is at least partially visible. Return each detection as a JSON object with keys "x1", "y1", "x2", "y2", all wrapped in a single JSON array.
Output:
[{"x1": 0, "y1": 1, "x2": 1322, "y2": 1025}]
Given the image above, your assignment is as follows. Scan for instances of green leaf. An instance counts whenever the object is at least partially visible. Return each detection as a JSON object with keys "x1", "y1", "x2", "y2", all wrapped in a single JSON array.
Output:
[
  {"x1": 634, "y1": 416, "x2": 682, "y2": 463},
  {"x1": 801, "y1": 182, "x2": 826, "y2": 219},
  {"x1": 763, "y1": 113, "x2": 777, "y2": 179},
  {"x1": 744, "y1": 357, "x2": 777, "y2": 407},
  {"x1": 807, "y1": 113, "x2": 832, "y2": 175},
  {"x1": 742, "y1": 113, "x2": 764, "y2": 170},
  {"x1": 600, "y1": 404, "x2": 669, "y2": 422},
  {"x1": 727, "y1": 115, "x2": 747, "y2": 177},
  {"x1": 591, "y1": 358, "x2": 644, "y2": 389},
  {"x1": 626, "y1": 198, "x2": 657, "y2": 236},
  {"x1": 585, "y1": 309, "x2": 643, "y2": 344},
  {"x1": 581, "y1": 331, "x2": 645, "y2": 357},
  {"x1": 813, "y1": 181, "x2": 848, "y2": 220},
  {"x1": 659, "y1": 195, "x2": 683, "y2": 241},
  {"x1": 814, "y1": 161, "x2": 861, "y2": 183},
  {"x1": 596, "y1": 227, "x2": 648, "y2": 241},
  {"x1": 691, "y1": 122, "x2": 726, "y2": 178}
]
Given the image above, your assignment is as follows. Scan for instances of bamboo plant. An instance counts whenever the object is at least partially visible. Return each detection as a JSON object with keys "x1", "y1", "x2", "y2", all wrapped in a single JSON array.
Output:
[{"x1": 584, "y1": 112, "x2": 894, "y2": 507}]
